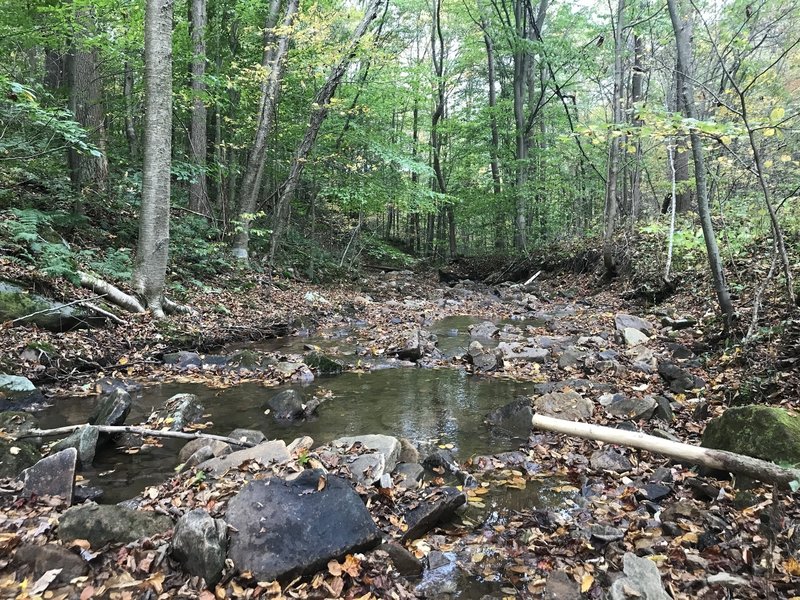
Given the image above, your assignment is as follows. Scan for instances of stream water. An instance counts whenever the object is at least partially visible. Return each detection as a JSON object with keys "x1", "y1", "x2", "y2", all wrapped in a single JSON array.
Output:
[{"x1": 39, "y1": 368, "x2": 543, "y2": 504}]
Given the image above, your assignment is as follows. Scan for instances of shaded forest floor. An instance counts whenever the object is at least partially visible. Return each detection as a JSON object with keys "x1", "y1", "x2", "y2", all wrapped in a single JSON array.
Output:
[{"x1": 2, "y1": 248, "x2": 800, "y2": 598}]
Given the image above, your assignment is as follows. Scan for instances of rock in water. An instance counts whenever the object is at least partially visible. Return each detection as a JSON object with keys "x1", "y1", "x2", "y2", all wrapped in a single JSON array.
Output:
[
  {"x1": 0, "y1": 440, "x2": 39, "y2": 478},
  {"x1": 197, "y1": 440, "x2": 290, "y2": 477},
  {"x1": 171, "y1": 509, "x2": 227, "y2": 586},
  {"x1": 467, "y1": 340, "x2": 501, "y2": 371},
  {"x1": 702, "y1": 405, "x2": 800, "y2": 465},
  {"x1": 0, "y1": 374, "x2": 44, "y2": 409},
  {"x1": 401, "y1": 487, "x2": 466, "y2": 541},
  {"x1": 20, "y1": 448, "x2": 77, "y2": 503},
  {"x1": 157, "y1": 393, "x2": 204, "y2": 430},
  {"x1": 226, "y1": 470, "x2": 381, "y2": 581},
  {"x1": 265, "y1": 389, "x2": 307, "y2": 421},
  {"x1": 51, "y1": 425, "x2": 99, "y2": 468},
  {"x1": 90, "y1": 388, "x2": 132, "y2": 427},
  {"x1": 485, "y1": 398, "x2": 533, "y2": 437},
  {"x1": 58, "y1": 503, "x2": 173, "y2": 547},
  {"x1": 304, "y1": 351, "x2": 344, "y2": 375},
  {"x1": 610, "y1": 552, "x2": 670, "y2": 600},
  {"x1": 331, "y1": 435, "x2": 401, "y2": 473}
]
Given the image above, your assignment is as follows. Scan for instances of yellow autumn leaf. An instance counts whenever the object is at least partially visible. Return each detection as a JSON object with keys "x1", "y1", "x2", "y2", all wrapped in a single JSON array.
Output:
[
  {"x1": 472, "y1": 552, "x2": 485, "y2": 563},
  {"x1": 770, "y1": 107, "x2": 786, "y2": 122},
  {"x1": 721, "y1": 135, "x2": 732, "y2": 145},
  {"x1": 784, "y1": 556, "x2": 800, "y2": 576},
  {"x1": 764, "y1": 160, "x2": 773, "y2": 168},
  {"x1": 581, "y1": 574, "x2": 594, "y2": 593},
  {"x1": 118, "y1": 356, "x2": 129, "y2": 365},
  {"x1": 781, "y1": 154, "x2": 792, "y2": 162},
  {"x1": 764, "y1": 128, "x2": 776, "y2": 137}
]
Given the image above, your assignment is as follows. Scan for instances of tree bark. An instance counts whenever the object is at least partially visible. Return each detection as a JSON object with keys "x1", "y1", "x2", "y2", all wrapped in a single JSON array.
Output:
[
  {"x1": 20, "y1": 425, "x2": 255, "y2": 448},
  {"x1": 667, "y1": 0, "x2": 735, "y2": 328},
  {"x1": 188, "y1": 0, "x2": 209, "y2": 216},
  {"x1": 268, "y1": 0, "x2": 385, "y2": 265},
  {"x1": 123, "y1": 60, "x2": 139, "y2": 159},
  {"x1": 673, "y1": 66, "x2": 692, "y2": 213},
  {"x1": 133, "y1": 0, "x2": 174, "y2": 319},
  {"x1": 67, "y1": 7, "x2": 109, "y2": 207},
  {"x1": 480, "y1": 15, "x2": 504, "y2": 251},
  {"x1": 511, "y1": 0, "x2": 529, "y2": 253},
  {"x1": 531, "y1": 413, "x2": 800, "y2": 489},
  {"x1": 602, "y1": 0, "x2": 625, "y2": 276},
  {"x1": 231, "y1": 0, "x2": 297, "y2": 261}
]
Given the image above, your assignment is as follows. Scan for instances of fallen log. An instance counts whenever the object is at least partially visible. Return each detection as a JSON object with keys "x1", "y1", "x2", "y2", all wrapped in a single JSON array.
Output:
[
  {"x1": 78, "y1": 271, "x2": 145, "y2": 314},
  {"x1": 531, "y1": 413, "x2": 800, "y2": 489},
  {"x1": 17, "y1": 425, "x2": 256, "y2": 448}
]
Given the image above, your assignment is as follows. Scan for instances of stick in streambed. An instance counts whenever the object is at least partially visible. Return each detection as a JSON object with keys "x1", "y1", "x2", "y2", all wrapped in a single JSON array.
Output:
[
  {"x1": 531, "y1": 413, "x2": 800, "y2": 490},
  {"x1": 17, "y1": 425, "x2": 257, "y2": 448}
]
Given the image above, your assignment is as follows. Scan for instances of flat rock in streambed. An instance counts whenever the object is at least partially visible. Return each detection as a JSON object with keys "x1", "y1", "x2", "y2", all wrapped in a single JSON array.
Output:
[
  {"x1": 393, "y1": 462, "x2": 424, "y2": 489},
  {"x1": 600, "y1": 394, "x2": 657, "y2": 421},
  {"x1": 467, "y1": 340, "x2": 502, "y2": 371},
  {"x1": 658, "y1": 362, "x2": 705, "y2": 394},
  {"x1": 90, "y1": 388, "x2": 132, "y2": 428},
  {"x1": 485, "y1": 397, "x2": 533, "y2": 437},
  {"x1": 227, "y1": 428, "x2": 266, "y2": 446},
  {"x1": 469, "y1": 321, "x2": 499, "y2": 339},
  {"x1": 178, "y1": 438, "x2": 232, "y2": 464},
  {"x1": 304, "y1": 351, "x2": 344, "y2": 375},
  {"x1": 20, "y1": 448, "x2": 76, "y2": 503},
  {"x1": 51, "y1": 425, "x2": 98, "y2": 468},
  {"x1": 0, "y1": 374, "x2": 44, "y2": 410},
  {"x1": 274, "y1": 361, "x2": 314, "y2": 382},
  {"x1": 197, "y1": 440, "x2": 290, "y2": 477},
  {"x1": 58, "y1": 503, "x2": 172, "y2": 547},
  {"x1": 377, "y1": 542, "x2": 423, "y2": 577},
  {"x1": 543, "y1": 571, "x2": 581, "y2": 600},
  {"x1": 330, "y1": 435, "x2": 402, "y2": 485},
  {"x1": 94, "y1": 377, "x2": 142, "y2": 395},
  {"x1": 610, "y1": 552, "x2": 670, "y2": 600},
  {"x1": 590, "y1": 449, "x2": 633, "y2": 473},
  {"x1": 623, "y1": 327, "x2": 650, "y2": 347},
  {"x1": 163, "y1": 351, "x2": 203, "y2": 369},
  {"x1": 496, "y1": 342, "x2": 549, "y2": 363},
  {"x1": 533, "y1": 390, "x2": 594, "y2": 421},
  {"x1": 14, "y1": 543, "x2": 89, "y2": 586},
  {"x1": 401, "y1": 487, "x2": 466, "y2": 541},
  {"x1": 226, "y1": 469, "x2": 381, "y2": 581},
  {"x1": 614, "y1": 314, "x2": 654, "y2": 335},
  {"x1": 702, "y1": 405, "x2": 800, "y2": 465},
  {"x1": 171, "y1": 508, "x2": 227, "y2": 586}
]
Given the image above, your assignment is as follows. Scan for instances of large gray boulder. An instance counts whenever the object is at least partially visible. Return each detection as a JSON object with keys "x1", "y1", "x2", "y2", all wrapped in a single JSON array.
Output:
[
  {"x1": 58, "y1": 503, "x2": 172, "y2": 547},
  {"x1": 610, "y1": 553, "x2": 669, "y2": 600},
  {"x1": 178, "y1": 438, "x2": 231, "y2": 464},
  {"x1": 600, "y1": 394, "x2": 657, "y2": 421},
  {"x1": 20, "y1": 448, "x2": 77, "y2": 503},
  {"x1": 331, "y1": 435, "x2": 401, "y2": 472},
  {"x1": 171, "y1": 509, "x2": 227, "y2": 586},
  {"x1": 469, "y1": 321, "x2": 499, "y2": 339},
  {"x1": 401, "y1": 487, "x2": 466, "y2": 541},
  {"x1": 226, "y1": 470, "x2": 381, "y2": 581},
  {"x1": 496, "y1": 342, "x2": 549, "y2": 363},
  {"x1": 330, "y1": 435, "x2": 402, "y2": 486}
]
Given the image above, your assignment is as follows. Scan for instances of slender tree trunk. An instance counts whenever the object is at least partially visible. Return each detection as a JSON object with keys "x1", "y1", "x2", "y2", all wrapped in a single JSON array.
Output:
[
  {"x1": 67, "y1": 7, "x2": 109, "y2": 208},
  {"x1": 133, "y1": 0, "x2": 174, "y2": 318},
  {"x1": 512, "y1": 0, "x2": 528, "y2": 253},
  {"x1": 673, "y1": 68, "x2": 692, "y2": 213},
  {"x1": 481, "y1": 17, "x2": 504, "y2": 251},
  {"x1": 411, "y1": 98, "x2": 421, "y2": 253},
  {"x1": 123, "y1": 60, "x2": 138, "y2": 159},
  {"x1": 629, "y1": 33, "x2": 643, "y2": 222},
  {"x1": 268, "y1": 0, "x2": 385, "y2": 265},
  {"x1": 667, "y1": 0, "x2": 734, "y2": 328},
  {"x1": 231, "y1": 0, "x2": 296, "y2": 260},
  {"x1": 602, "y1": 0, "x2": 625, "y2": 276},
  {"x1": 188, "y1": 0, "x2": 209, "y2": 216},
  {"x1": 44, "y1": 49, "x2": 65, "y2": 90}
]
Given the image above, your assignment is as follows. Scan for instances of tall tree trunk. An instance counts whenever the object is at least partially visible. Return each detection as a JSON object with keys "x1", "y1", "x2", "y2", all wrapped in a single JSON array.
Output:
[
  {"x1": 512, "y1": 0, "x2": 529, "y2": 253},
  {"x1": 673, "y1": 67, "x2": 692, "y2": 212},
  {"x1": 44, "y1": 49, "x2": 65, "y2": 90},
  {"x1": 231, "y1": 0, "x2": 296, "y2": 260},
  {"x1": 602, "y1": 0, "x2": 625, "y2": 276},
  {"x1": 411, "y1": 98, "x2": 421, "y2": 253},
  {"x1": 67, "y1": 7, "x2": 108, "y2": 209},
  {"x1": 667, "y1": 0, "x2": 734, "y2": 328},
  {"x1": 629, "y1": 33, "x2": 643, "y2": 222},
  {"x1": 188, "y1": 0, "x2": 209, "y2": 216},
  {"x1": 430, "y1": 0, "x2": 453, "y2": 257},
  {"x1": 123, "y1": 60, "x2": 139, "y2": 158},
  {"x1": 133, "y1": 0, "x2": 174, "y2": 318},
  {"x1": 268, "y1": 0, "x2": 385, "y2": 266},
  {"x1": 481, "y1": 16, "x2": 504, "y2": 251}
]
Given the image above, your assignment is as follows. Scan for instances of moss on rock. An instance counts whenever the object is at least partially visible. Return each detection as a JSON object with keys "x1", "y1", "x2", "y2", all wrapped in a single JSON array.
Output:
[{"x1": 702, "y1": 405, "x2": 800, "y2": 466}]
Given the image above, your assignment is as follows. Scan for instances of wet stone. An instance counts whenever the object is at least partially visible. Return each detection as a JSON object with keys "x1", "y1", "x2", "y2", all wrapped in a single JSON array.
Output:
[
  {"x1": 21, "y1": 448, "x2": 76, "y2": 504},
  {"x1": 89, "y1": 388, "x2": 132, "y2": 428},
  {"x1": 533, "y1": 390, "x2": 593, "y2": 421},
  {"x1": 51, "y1": 425, "x2": 98, "y2": 468},
  {"x1": 58, "y1": 503, "x2": 173, "y2": 547},
  {"x1": 543, "y1": 570, "x2": 580, "y2": 600},
  {"x1": 637, "y1": 483, "x2": 673, "y2": 502},
  {"x1": 393, "y1": 462, "x2": 424, "y2": 489},
  {"x1": 590, "y1": 449, "x2": 633, "y2": 473},
  {"x1": 178, "y1": 438, "x2": 231, "y2": 464},
  {"x1": 485, "y1": 397, "x2": 533, "y2": 437},
  {"x1": 377, "y1": 542, "x2": 423, "y2": 577},
  {"x1": 171, "y1": 508, "x2": 227, "y2": 586},
  {"x1": 402, "y1": 487, "x2": 466, "y2": 541}
]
